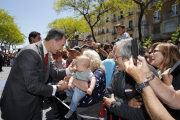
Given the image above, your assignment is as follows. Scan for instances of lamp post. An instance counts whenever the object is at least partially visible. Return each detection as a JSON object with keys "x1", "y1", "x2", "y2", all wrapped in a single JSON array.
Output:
[{"x1": 74, "y1": 31, "x2": 79, "y2": 46}]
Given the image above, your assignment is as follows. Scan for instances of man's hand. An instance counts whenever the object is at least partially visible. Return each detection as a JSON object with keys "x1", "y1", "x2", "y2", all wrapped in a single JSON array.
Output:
[
  {"x1": 128, "y1": 96, "x2": 143, "y2": 108},
  {"x1": 162, "y1": 68, "x2": 173, "y2": 86},
  {"x1": 67, "y1": 83, "x2": 74, "y2": 90},
  {"x1": 103, "y1": 94, "x2": 116, "y2": 108},
  {"x1": 57, "y1": 81, "x2": 68, "y2": 90},
  {"x1": 86, "y1": 88, "x2": 93, "y2": 95}
]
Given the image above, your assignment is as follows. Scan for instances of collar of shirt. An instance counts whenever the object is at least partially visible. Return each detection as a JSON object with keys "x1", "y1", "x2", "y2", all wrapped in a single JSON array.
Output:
[{"x1": 42, "y1": 40, "x2": 48, "y2": 57}]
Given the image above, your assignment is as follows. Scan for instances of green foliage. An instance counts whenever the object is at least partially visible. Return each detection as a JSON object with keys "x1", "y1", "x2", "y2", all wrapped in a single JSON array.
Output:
[
  {"x1": 171, "y1": 27, "x2": 180, "y2": 45},
  {"x1": 53, "y1": 0, "x2": 117, "y2": 42},
  {"x1": 0, "y1": 9, "x2": 26, "y2": 46},
  {"x1": 143, "y1": 37, "x2": 152, "y2": 47},
  {"x1": 47, "y1": 17, "x2": 90, "y2": 39}
]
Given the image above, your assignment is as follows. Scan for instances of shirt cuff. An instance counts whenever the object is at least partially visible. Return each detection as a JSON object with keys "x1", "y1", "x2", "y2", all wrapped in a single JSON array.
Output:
[
  {"x1": 169, "y1": 85, "x2": 174, "y2": 89},
  {"x1": 66, "y1": 68, "x2": 71, "y2": 75},
  {"x1": 52, "y1": 85, "x2": 57, "y2": 96}
]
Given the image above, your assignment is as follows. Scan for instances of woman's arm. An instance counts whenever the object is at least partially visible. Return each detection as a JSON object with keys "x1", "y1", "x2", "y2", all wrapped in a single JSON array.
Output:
[{"x1": 73, "y1": 78, "x2": 88, "y2": 92}]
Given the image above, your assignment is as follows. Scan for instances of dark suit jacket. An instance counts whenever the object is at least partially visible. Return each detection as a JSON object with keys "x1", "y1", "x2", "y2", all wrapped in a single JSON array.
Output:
[{"x1": 1, "y1": 41, "x2": 66, "y2": 120}]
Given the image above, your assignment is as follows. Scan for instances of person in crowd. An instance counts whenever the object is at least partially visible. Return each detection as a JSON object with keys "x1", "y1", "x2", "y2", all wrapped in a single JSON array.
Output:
[
  {"x1": 0, "y1": 28, "x2": 75, "y2": 120},
  {"x1": 62, "y1": 48, "x2": 68, "y2": 60},
  {"x1": 103, "y1": 38, "x2": 158, "y2": 120},
  {"x1": 81, "y1": 44, "x2": 91, "y2": 54},
  {"x1": 58, "y1": 49, "x2": 106, "y2": 119},
  {"x1": 107, "y1": 51, "x2": 114, "y2": 59},
  {"x1": 53, "y1": 50, "x2": 66, "y2": 70},
  {"x1": 63, "y1": 46, "x2": 81, "y2": 68},
  {"x1": 64, "y1": 55, "x2": 96, "y2": 119},
  {"x1": 115, "y1": 24, "x2": 130, "y2": 40},
  {"x1": 0, "y1": 51, "x2": 3, "y2": 72},
  {"x1": 94, "y1": 42, "x2": 109, "y2": 60},
  {"x1": 104, "y1": 43, "x2": 113, "y2": 54},
  {"x1": 146, "y1": 42, "x2": 180, "y2": 119},
  {"x1": 28, "y1": 31, "x2": 41, "y2": 44},
  {"x1": 124, "y1": 56, "x2": 175, "y2": 120}
]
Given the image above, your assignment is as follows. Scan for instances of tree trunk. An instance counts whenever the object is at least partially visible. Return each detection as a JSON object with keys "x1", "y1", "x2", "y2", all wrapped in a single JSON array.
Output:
[
  {"x1": 138, "y1": 6, "x2": 144, "y2": 43},
  {"x1": 90, "y1": 26, "x2": 96, "y2": 42}
]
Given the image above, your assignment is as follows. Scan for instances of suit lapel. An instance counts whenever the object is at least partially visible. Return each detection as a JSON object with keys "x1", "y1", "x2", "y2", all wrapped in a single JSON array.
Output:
[{"x1": 35, "y1": 41, "x2": 46, "y2": 80}]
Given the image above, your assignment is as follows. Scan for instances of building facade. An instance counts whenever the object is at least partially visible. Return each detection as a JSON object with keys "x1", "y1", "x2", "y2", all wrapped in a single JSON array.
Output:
[{"x1": 81, "y1": 0, "x2": 180, "y2": 44}]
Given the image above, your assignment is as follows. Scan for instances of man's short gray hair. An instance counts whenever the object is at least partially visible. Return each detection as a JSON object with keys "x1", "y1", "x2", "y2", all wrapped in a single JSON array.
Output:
[{"x1": 115, "y1": 38, "x2": 143, "y2": 59}]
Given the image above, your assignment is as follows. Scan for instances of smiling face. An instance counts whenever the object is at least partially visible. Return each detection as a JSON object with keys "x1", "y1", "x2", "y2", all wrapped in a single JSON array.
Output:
[
  {"x1": 50, "y1": 36, "x2": 66, "y2": 54},
  {"x1": 150, "y1": 45, "x2": 164, "y2": 70},
  {"x1": 113, "y1": 45, "x2": 126, "y2": 71}
]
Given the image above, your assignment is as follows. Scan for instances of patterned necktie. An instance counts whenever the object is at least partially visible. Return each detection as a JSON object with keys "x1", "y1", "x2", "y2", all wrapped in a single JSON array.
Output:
[{"x1": 45, "y1": 53, "x2": 48, "y2": 67}]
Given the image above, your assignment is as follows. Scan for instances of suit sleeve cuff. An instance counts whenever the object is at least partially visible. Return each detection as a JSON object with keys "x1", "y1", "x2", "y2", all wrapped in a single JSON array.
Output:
[{"x1": 52, "y1": 85, "x2": 57, "y2": 96}]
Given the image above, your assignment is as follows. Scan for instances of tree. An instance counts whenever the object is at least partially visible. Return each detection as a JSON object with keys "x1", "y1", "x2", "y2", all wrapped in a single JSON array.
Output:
[
  {"x1": 0, "y1": 9, "x2": 26, "y2": 47},
  {"x1": 47, "y1": 17, "x2": 90, "y2": 39},
  {"x1": 171, "y1": 27, "x2": 180, "y2": 45},
  {"x1": 53, "y1": 0, "x2": 116, "y2": 42}
]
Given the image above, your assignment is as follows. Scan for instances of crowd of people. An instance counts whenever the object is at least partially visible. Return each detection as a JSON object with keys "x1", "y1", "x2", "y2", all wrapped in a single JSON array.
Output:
[{"x1": 1, "y1": 23, "x2": 180, "y2": 120}]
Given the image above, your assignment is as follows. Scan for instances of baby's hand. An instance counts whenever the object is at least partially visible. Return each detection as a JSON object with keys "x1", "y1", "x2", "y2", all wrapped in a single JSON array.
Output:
[
  {"x1": 87, "y1": 88, "x2": 93, "y2": 95},
  {"x1": 68, "y1": 83, "x2": 74, "y2": 90}
]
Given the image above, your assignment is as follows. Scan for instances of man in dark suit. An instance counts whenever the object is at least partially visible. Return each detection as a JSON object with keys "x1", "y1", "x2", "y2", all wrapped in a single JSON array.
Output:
[{"x1": 0, "y1": 28, "x2": 73, "y2": 120}]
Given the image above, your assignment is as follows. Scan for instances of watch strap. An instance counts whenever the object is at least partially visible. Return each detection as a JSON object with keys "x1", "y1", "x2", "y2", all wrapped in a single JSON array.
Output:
[{"x1": 135, "y1": 81, "x2": 150, "y2": 93}]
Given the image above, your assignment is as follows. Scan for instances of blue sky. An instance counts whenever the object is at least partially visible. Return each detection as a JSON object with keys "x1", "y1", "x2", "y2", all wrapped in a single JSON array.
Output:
[{"x1": 0, "y1": 0, "x2": 74, "y2": 49}]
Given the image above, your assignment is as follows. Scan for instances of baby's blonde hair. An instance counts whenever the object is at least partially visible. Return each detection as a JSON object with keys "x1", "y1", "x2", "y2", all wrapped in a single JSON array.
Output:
[{"x1": 76, "y1": 55, "x2": 90, "y2": 68}]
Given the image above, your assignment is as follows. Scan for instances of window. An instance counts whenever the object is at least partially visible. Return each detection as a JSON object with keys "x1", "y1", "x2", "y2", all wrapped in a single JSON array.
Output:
[
  {"x1": 171, "y1": 3, "x2": 179, "y2": 16},
  {"x1": 114, "y1": 26, "x2": 117, "y2": 33},
  {"x1": 154, "y1": 10, "x2": 160, "y2": 19},
  {"x1": 113, "y1": 14, "x2": 116, "y2": 19},
  {"x1": 153, "y1": 26, "x2": 160, "y2": 34},
  {"x1": 129, "y1": 21, "x2": 133, "y2": 28},
  {"x1": 130, "y1": 34, "x2": 133, "y2": 38},
  {"x1": 103, "y1": 37, "x2": 105, "y2": 43},
  {"x1": 164, "y1": 22, "x2": 175, "y2": 33}
]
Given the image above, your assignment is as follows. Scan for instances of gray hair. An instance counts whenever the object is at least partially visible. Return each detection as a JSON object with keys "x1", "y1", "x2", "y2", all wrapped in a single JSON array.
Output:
[
  {"x1": 45, "y1": 28, "x2": 66, "y2": 41},
  {"x1": 115, "y1": 38, "x2": 143, "y2": 59}
]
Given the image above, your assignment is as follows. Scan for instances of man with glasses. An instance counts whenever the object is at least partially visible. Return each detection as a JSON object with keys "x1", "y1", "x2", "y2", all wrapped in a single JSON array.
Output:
[{"x1": 103, "y1": 38, "x2": 158, "y2": 120}]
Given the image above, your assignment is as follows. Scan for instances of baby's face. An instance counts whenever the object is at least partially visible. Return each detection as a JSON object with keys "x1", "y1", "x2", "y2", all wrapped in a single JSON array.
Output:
[{"x1": 76, "y1": 60, "x2": 86, "y2": 72}]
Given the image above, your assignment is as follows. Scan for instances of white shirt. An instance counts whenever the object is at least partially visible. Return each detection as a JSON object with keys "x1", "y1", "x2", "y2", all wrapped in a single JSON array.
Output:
[
  {"x1": 120, "y1": 32, "x2": 130, "y2": 40},
  {"x1": 42, "y1": 41, "x2": 71, "y2": 96}
]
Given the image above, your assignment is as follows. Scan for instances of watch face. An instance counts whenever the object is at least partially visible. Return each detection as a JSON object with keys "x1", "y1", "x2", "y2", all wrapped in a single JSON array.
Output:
[{"x1": 135, "y1": 83, "x2": 142, "y2": 93}]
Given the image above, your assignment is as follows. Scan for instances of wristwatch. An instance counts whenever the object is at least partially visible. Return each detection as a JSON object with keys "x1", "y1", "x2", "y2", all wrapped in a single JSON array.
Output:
[
  {"x1": 56, "y1": 85, "x2": 59, "y2": 92},
  {"x1": 135, "y1": 81, "x2": 150, "y2": 93}
]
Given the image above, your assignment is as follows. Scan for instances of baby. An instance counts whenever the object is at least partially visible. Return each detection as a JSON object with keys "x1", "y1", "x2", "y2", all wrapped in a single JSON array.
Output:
[{"x1": 64, "y1": 55, "x2": 96, "y2": 119}]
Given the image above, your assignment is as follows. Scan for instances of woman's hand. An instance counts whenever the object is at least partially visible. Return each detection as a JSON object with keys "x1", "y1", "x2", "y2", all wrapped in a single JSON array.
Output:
[
  {"x1": 162, "y1": 68, "x2": 173, "y2": 86},
  {"x1": 87, "y1": 88, "x2": 93, "y2": 95}
]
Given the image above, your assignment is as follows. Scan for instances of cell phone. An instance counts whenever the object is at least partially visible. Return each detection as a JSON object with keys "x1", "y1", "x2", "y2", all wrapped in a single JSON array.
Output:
[
  {"x1": 131, "y1": 38, "x2": 139, "y2": 65},
  {"x1": 168, "y1": 60, "x2": 180, "y2": 76}
]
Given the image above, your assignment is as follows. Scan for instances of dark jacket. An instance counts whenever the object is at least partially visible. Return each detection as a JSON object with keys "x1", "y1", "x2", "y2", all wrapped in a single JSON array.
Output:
[
  {"x1": 105, "y1": 70, "x2": 150, "y2": 120},
  {"x1": 1, "y1": 41, "x2": 66, "y2": 120}
]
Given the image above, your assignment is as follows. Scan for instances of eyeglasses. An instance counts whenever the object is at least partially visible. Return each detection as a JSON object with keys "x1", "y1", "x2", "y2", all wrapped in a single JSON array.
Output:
[
  {"x1": 114, "y1": 55, "x2": 122, "y2": 59},
  {"x1": 152, "y1": 50, "x2": 161, "y2": 53}
]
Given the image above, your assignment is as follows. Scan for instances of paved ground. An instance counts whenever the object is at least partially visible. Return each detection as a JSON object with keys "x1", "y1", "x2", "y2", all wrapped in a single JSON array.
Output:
[{"x1": 0, "y1": 67, "x2": 58, "y2": 120}]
